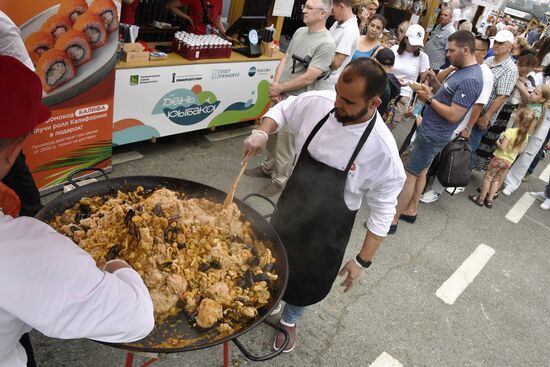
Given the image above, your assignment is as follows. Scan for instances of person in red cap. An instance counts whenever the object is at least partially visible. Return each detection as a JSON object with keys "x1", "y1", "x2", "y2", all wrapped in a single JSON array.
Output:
[
  {"x1": 0, "y1": 10, "x2": 43, "y2": 218},
  {"x1": 0, "y1": 56, "x2": 154, "y2": 367}
]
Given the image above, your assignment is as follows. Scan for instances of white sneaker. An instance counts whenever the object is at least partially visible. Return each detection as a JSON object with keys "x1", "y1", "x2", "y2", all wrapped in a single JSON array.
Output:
[
  {"x1": 501, "y1": 187, "x2": 513, "y2": 196},
  {"x1": 540, "y1": 199, "x2": 550, "y2": 210},
  {"x1": 530, "y1": 191, "x2": 547, "y2": 202},
  {"x1": 420, "y1": 190, "x2": 440, "y2": 203},
  {"x1": 445, "y1": 186, "x2": 465, "y2": 194}
]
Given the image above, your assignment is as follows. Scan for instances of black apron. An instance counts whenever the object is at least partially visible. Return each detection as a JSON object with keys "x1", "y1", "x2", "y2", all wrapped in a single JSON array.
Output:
[{"x1": 270, "y1": 108, "x2": 376, "y2": 307}]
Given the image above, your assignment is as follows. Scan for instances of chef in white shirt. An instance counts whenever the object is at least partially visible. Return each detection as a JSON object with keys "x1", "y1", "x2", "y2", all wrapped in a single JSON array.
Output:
[
  {"x1": 0, "y1": 55, "x2": 154, "y2": 367},
  {"x1": 242, "y1": 57, "x2": 405, "y2": 353}
]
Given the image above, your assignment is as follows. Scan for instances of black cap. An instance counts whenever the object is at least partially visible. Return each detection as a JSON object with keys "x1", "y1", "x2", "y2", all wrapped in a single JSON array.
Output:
[{"x1": 375, "y1": 48, "x2": 395, "y2": 66}]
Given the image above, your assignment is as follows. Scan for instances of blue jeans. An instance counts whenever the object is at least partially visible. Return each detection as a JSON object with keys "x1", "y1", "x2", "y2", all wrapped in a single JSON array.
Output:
[
  {"x1": 281, "y1": 303, "x2": 306, "y2": 325},
  {"x1": 469, "y1": 126, "x2": 488, "y2": 169},
  {"x1": 404, "y1": 126, "x2": 448, "y2": 176},
  {"x1": 546, "y1": 182, "x2": 550, "y2": 198}
]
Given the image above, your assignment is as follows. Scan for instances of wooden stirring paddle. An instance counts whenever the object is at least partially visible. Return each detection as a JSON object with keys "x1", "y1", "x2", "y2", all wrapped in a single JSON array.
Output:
[{"x1": 222, "y1": 157, "x2": 250, "y2": 209}]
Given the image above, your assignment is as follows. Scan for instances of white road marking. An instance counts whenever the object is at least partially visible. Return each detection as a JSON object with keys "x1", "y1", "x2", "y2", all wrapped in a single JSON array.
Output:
[
  {"x1": 436, "y1": 244, "x2": 495, "y2": 305},
  {"x1": 505, "y1": 193, "x2": 536, "y2": 223},
  {"x1": 369, "y1": 352, "x2": 403, "y2": 367},
  {"x1": 539, "y1": 162, "x2": 550, "y2": 183}
]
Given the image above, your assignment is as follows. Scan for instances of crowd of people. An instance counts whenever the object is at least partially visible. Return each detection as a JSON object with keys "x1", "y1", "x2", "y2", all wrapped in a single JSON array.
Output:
[
  {"x1": 241, "y1": 0, "x2": 550, "y2": 353},
  {"x1": 2, "y1": 0, "x2": 550, "y2": 364}
]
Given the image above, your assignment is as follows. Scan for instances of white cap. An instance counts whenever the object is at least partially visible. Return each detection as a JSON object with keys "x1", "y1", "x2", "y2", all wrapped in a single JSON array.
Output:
[
  {"x1": 405, "y1": 24, "x2": 425, "y2": 47},
  {"x1": 494, "y1": 29, "x2": 515, "y2": 44}
]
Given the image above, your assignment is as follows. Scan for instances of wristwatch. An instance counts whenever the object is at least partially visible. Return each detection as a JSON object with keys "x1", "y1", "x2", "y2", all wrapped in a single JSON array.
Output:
[
  {"x1": 426, "y1": 96, "x2": 434, "y2": 106},
  {"x1": 355, "y1": 254, "x2": 372, "y2": 269}
]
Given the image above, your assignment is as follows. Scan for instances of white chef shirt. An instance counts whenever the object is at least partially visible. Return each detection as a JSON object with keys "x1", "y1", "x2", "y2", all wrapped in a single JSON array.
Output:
[
  {"x1": 317, "y1": 16, "x2": 360, "y2": 90},
  {"x1": 0, "y1": 213, "x2": 154, "y2": 367},
  {"x1": 0, "y1": 11, "x2": 34, "y2": 71},
  {"x1": 391, "y1": 45, "x2": 430, "y2": 98},
  {"x1": 453, "y1": 63, "x2": 494, "y2": 136},
  {"x1": 263, "y1": 90, "x2": 406, "y2": 237}
]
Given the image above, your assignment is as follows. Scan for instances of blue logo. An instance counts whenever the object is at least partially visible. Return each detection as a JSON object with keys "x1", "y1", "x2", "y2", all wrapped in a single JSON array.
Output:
[
  {"x1": 152, "y1": 87, "x2": 220, "y2": 125},
  {"x1": 248, "y1": 66, "x2": 257, "y2": 77}
]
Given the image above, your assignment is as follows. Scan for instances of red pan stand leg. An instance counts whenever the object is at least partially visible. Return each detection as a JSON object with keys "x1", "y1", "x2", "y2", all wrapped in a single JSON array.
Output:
[
  {"x1": 124, "y1": 353, "x2": 158, "y2": 367},
  {"x1": 125, "y1": 353, "x2": 134, "y2": 367},
  {"x1": 139, "y1": 358, "x2": 158, "y2": 367},
  {"x1": 223, "y1": 342, "x2": 229, "y2": 367}
]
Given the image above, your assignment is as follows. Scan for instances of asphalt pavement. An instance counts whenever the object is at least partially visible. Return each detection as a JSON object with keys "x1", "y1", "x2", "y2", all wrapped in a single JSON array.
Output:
[{"x1": 33, "y1": 118, "x2": 550, "y2": 367}]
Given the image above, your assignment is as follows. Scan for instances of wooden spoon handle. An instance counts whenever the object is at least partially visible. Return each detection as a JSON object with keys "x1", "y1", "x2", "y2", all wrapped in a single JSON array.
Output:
[{"x1": 222, "y1": 157, "x2": 250, "y2": 208}]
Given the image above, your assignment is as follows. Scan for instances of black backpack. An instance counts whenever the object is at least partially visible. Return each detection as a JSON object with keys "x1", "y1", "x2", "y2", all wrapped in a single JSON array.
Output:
[{"x1": 436, "y1": 137, "x2": 472, "y2": 188}]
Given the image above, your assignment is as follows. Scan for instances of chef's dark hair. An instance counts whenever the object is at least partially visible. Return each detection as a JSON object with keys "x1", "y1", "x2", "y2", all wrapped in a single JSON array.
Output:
[{"x1": 342, "y1": 58, "x2": 386, "y2": 100}]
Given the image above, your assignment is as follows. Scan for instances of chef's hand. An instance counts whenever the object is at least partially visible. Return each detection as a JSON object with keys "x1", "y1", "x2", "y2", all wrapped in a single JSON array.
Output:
[
  {"x1": 269, "y1": 82, "x2": 284, "y2": 98},
  {"x1": 243, "y1": 129, "x2": 268, "y2": 160},
  {"x1": 338, "y1": 259, "x2": 364, "y2": 293}
]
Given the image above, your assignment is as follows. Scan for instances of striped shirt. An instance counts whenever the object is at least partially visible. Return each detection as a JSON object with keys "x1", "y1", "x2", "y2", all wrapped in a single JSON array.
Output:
[
  {"x1": 424, "y1": 23, "x2": 456, "y2": 71},
  {"x1": 483, "y1": 56, "x2": 519, "y2": 125}
]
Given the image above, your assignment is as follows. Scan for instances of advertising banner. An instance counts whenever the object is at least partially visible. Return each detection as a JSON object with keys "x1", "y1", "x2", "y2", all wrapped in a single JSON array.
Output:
[
  {"x1": 113, "y1": 60, "x2": 278, "y2": 145},
  {"x1": 472, "y1": 0, "x2": 505, "y2": 11},
  {"x1": 0, "y1": 0, "x2": 117, "y2": 191}
]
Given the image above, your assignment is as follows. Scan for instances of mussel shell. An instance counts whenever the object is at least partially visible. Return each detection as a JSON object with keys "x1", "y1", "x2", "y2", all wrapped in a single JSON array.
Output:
[
  {"x1": 124, "y1": 209, "x2": 135, "y2": 225},
  {"x1": 106, "y1": 244, "x2": 121, "y2": 260}
]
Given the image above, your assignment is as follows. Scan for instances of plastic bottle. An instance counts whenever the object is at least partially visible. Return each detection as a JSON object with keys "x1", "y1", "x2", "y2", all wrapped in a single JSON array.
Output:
[{"x1": 413, "y1": 100, "x2": 425, "y2": 116}]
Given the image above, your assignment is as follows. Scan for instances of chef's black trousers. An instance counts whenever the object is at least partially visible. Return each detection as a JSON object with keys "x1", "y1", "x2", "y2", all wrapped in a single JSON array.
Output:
[{"x1": 1, "y1": 152, "x2": 43, "y2": 217}]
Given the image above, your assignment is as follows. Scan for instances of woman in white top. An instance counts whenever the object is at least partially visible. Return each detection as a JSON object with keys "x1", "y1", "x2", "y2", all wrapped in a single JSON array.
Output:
[{"x1": 390, "y1": 23, "x2": 429, "y2": 125}]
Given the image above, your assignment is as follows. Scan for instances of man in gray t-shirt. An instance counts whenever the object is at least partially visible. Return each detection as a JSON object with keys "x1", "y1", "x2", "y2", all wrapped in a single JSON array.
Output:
[{"x1": 245, "y1": 0, "x2": 335, "y2": 196}]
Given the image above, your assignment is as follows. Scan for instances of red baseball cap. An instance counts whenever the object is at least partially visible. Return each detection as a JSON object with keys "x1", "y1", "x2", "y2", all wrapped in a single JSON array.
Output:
[{"x1": 0, "y1": 55, "x2": 51, "y2": 139}]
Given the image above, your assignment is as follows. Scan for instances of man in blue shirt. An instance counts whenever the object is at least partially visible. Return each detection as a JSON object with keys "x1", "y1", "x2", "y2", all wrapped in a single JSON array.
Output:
[
  {"x1": 527, "y1": 25, "x2": 543, "y2": 46},
  {"x1": 390, "y1": 31, "x2": 483, "y2": 234}
]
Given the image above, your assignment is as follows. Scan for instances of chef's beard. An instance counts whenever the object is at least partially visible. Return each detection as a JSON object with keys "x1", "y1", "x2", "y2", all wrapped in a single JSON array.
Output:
[{"x1": 334, "y1": 106, "x2": 371, "y2": 124}]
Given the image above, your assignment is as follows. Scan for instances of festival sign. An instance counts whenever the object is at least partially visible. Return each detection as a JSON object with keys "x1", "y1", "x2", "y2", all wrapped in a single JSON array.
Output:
[{"x1": 0, "y1": 0, "x2": 118, "y2": 192}]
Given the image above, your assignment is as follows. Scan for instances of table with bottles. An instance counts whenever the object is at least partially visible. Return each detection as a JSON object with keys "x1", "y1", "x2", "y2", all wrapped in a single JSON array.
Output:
[{"x1": 113, "y1": 42, "x2": 283, "y2": 146}]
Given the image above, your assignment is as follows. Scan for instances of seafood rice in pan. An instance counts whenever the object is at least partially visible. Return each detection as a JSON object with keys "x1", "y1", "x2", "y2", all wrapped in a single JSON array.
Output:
[{"x1": 49, "y1": 187, "x2": 278, "y2": 335}]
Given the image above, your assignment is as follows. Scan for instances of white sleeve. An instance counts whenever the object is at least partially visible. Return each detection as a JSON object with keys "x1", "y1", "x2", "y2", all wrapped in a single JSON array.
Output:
[
  {"x1": 419, "y1": 52, "x2": 430, "y2": 73},
  {"x1": 262, "y1": 95, "x2": 304, "y2": 136},
  {"x1": 2, "y1": 224, "x2": 154, "y2": 343},
  {"x1": 542, "y1": 53, "x2": 550, "y2": 68},
  {"x1": 0, "y1": 11, "x2": 34, "y2": 71},
  {"x1": 335, "y1": 29, "x2": 358, "y2": 56},
  {"x1": 476, "y1": 67, "x2": 494, "y2": 104},
  {"x1": 363, "y1": 171, "x2": 406, "y2": 237}
]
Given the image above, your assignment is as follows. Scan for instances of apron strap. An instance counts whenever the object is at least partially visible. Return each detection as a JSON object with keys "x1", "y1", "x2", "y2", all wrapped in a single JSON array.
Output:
[
  {"x1": 302, "y1": 108, "x2": 336, "y2": 152},
  {"x1": 300, "y1": 107, "x2": 377, "y2": 173},
  {"x1": 344, "y1": 111, "x2": 377, "y2": 173}
]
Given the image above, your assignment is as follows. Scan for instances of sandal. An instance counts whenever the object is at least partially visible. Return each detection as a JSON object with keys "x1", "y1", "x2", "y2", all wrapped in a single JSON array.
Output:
[
  {"x1": 484, "y1": 198, "x2": 493, "y2": 209},
  {"x1": 477, "y1": 187, "x2": 499, "y2": 199},
  {"x1": 468, "y1": 195, "x2": 484, "y2": 207}
]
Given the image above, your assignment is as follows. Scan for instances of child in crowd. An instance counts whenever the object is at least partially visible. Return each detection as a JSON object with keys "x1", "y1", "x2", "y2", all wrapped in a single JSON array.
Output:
[
  {"x1": 374, "y1": 48, "x2": 401, "y2": 127},
  {"x1": 500, "y1": 85, "x2": 550, "y2": 196},
  {"x1": 469, "y1": 108, "x2": 536, "y2": 208}
]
